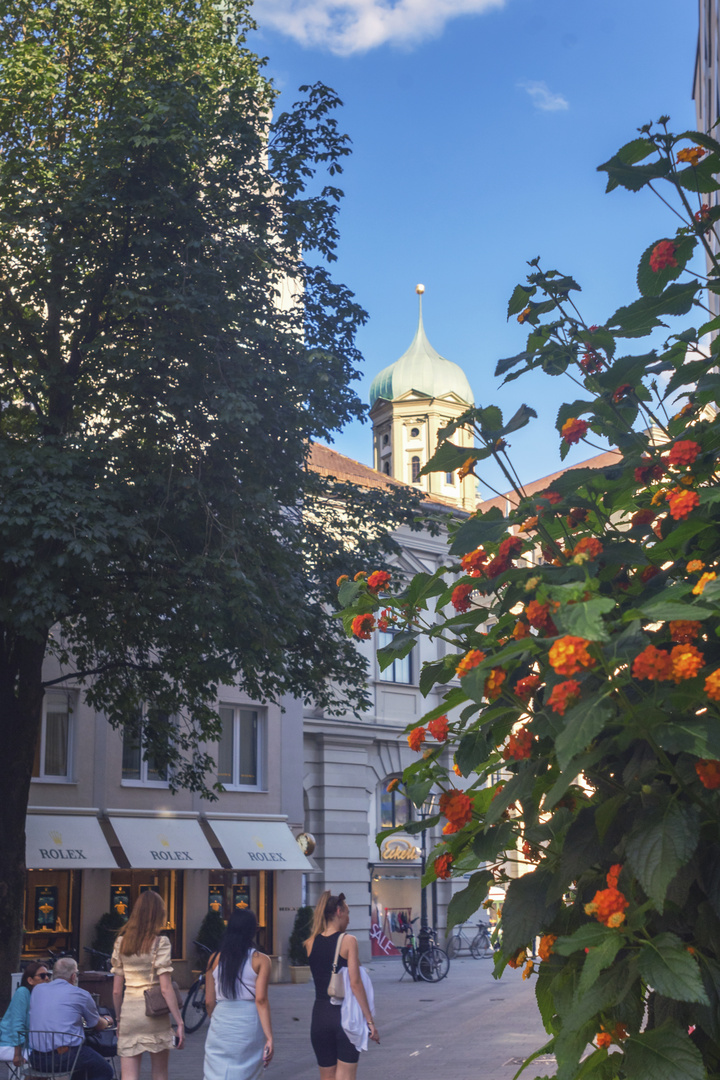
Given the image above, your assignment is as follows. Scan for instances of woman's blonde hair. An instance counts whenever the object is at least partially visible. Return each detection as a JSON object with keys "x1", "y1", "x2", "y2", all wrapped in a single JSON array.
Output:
[
  {"x1": 303, "y1": 890, "x2": 347, "y2": 953},
  {"x1": 119, "y1": 890, "x2": 167, "y2": 956}
]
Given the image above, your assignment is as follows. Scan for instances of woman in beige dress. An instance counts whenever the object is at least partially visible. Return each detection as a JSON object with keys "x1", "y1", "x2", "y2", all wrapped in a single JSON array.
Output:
[{"x1": 112, "y1": 890, "x2": 185, "y2": 1080}]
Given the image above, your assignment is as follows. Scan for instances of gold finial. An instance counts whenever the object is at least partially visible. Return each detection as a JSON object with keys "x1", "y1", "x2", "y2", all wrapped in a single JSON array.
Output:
[{"x1": 415, "y1": 283, "x2": 425, "y2": 295}]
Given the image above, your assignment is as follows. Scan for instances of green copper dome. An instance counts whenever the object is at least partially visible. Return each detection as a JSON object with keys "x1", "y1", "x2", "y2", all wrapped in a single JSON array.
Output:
[{"x1": 369, "y1": 296, "x2": 474, "y2": 408}]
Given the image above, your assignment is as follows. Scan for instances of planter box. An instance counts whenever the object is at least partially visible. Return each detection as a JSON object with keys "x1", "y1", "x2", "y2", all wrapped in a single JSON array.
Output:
[{"x1": 289, "y1": 965, "x2": 311, "y2": 984}]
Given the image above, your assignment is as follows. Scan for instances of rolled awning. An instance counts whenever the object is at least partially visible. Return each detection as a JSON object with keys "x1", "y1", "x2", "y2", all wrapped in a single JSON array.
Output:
[
  {"x1": 109, "y1": 816, "x2": 223, "y2": 869},
  {"x1": 207, "y1": 819, "x2": 312, "y2": 871},
  {"x1": 26, "y1": 814, "x2": 119, "y2": 869}
]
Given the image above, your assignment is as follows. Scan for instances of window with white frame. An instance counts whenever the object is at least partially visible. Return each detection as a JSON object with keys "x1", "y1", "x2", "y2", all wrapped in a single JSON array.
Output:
[
  {"x1": 380, "y1": 778, "x2": 413, "y2": 828},
  {"x1": 33, "y1": 691, "x2": 75, "y2": 781},
  {"x1": 122, "y1": 711, "x2": 170, "y2": 785},
  {"x1": 216, "y1": 706, "x2": 265, "y2": 790},
  {"x1": 378, "y1": 630, "x2": 413, "y2": 684}
]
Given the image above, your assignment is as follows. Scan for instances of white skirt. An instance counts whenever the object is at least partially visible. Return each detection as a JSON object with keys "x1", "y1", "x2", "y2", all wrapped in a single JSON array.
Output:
[{"x1": 203, "y1": 1000, "x2": 265, "y2": 1080}]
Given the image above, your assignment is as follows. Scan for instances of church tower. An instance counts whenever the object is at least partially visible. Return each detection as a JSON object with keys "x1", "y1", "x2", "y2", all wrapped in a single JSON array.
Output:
[{"x1": 369, "y1": 286, "x2": 476, "y2": 511}]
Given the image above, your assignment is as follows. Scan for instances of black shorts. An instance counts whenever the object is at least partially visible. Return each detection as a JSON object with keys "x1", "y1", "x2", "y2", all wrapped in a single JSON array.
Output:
[{"x1": 310, "y1": 999, "x2": 360, "y2": 1067}]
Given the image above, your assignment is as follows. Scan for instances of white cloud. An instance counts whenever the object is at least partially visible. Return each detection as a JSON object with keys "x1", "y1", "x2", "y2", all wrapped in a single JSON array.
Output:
[
  {"x1": 519, "y1": 80, "x2": 569, "y2": 112},
  {"x1": 253, "y1": 0, "x2": 507, "y2": 55}
]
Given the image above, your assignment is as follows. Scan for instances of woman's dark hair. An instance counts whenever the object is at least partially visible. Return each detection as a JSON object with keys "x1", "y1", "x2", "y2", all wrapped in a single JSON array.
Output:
[
  {"x1": 218, "y1": 908, "x2": 258, "y2": 1000},
  {"x1": 21, "y1": 961, "x2": 48, "y2": 989}
]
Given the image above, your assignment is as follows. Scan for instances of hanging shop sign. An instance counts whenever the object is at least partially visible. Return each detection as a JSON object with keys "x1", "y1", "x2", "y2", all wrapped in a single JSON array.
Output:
[
  {"x1": 208, "y1": 886, "x2": 224, "y2": 914},
  {"x1": 110, "y1": 886, "x2": 130, "y2": 921},
  {"x1": 233, "y1": 885, "x2": 251, "y2": 911},
  {"x1": 35, "y1": 886, "x2": 58, "y2": 930},
  {"x1": 379, "y1": 836, "x2": 421, "y2": 863}
]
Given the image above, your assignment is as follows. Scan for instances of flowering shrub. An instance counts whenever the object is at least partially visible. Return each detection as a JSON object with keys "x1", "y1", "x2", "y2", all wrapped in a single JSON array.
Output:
[{"x1": 336, "y1": 119, "x2": 720, "y2": 1080}]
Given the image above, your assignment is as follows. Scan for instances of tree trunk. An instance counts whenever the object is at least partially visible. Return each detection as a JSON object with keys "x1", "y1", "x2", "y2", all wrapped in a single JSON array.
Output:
[{"x1": 0, "y1": 634, "x2": 47, "y2": 1012}]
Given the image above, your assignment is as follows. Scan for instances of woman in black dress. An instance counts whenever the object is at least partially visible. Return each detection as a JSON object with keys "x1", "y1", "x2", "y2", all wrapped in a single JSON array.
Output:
[{"x1": 305, "y1": 891, "x2": 379, "y2": 1079}]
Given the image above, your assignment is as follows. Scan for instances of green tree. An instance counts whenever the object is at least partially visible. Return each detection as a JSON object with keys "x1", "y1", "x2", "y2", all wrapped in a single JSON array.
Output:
[
  {"x1": 0, "y1": 0, "x2": 425, "y2": 1004},
  {"x1": 340, "y1": 120, "x2": 720, "y2": 1079}
]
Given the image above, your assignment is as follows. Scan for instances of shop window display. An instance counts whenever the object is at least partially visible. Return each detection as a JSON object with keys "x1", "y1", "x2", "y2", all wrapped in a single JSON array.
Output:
[
  {"x1": 206, "y1": 870, "x2": 272, "y2": 953},
  {"x1": 109, "y1": 869, "x2": 182, "y2": 953},
  {"x1": 23, "y1": 869, "x2": 80, "y2": 958}
]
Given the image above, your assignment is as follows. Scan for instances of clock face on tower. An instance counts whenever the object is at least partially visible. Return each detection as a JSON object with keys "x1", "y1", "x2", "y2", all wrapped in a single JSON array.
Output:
[{"x1": 297, "y1": 832, "x2": 316, "y2": 856}]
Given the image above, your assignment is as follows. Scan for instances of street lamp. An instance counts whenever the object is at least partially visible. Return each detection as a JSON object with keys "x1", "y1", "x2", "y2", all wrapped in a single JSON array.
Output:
[{"x1": 418, "y1": 792, "x2": 438, "y2": 953}]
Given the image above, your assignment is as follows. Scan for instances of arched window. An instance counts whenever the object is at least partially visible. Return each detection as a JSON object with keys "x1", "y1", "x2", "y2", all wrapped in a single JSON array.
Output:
[
  {"x1": 382, "y1": 433, "x2": 390, "y2": 446},
  {"x1": 383, "y1": 460, "x2": 391, "y2": 475},
  {"x1": 380, "y1": 779, "x2": 413, "y2": 829},
  {"x1": 411, "y1": 456, "x2": 421, "y2": 483},
  {"x1": 410, "y1": 427, "x2": 420, "y2": 438}
]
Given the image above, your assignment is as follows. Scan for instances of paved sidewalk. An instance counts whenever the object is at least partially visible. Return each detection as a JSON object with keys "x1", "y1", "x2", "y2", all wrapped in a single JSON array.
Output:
[{"x1": 135, "y1": 955, "x2": 553, "y2": 1080}]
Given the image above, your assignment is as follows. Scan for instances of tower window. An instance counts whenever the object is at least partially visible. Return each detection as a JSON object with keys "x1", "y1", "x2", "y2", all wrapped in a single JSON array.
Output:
[
  {"x1": 445, "y1": 471, "x2": 454, "y2": 486},
  {"x1": 382, "y1": 434, "x2": 389, "y2": 446},
  {"x1": 410, "y1": 427, "x2": 420, "y2": 439},
  {"x1": 383, "y1": 461, "x2": 391, "y2": 475},
  {"x1": 411, "y1": 456, "x2": 421, "y2": 483}
]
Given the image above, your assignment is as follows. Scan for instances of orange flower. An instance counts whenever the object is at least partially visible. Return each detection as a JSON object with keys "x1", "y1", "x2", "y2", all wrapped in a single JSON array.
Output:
[
  {"x1": 677, "y1": 145, "x2": 707, "y2": 165},
  {"x1": 696, "y1": 759, "x2": 720, "y2": 789},
  {"x1": 561, "y1": 417, "x2": 589, "y2": 445},
  {"x1": 351, "y1": 613, "x2": 376, "y2": 640},
  {"x1": 606, "y1": 864, "x2": 622, "y2": 889},
  {"x1": 566, "y1": 507, "x2": 589, "y2": 529},
  {"x1": 612, "y1": 1022, "x2": 629, "y2": 1042},
  {"x1": 693, "y1": 572, "x2": 717, "y2": 595},
  {"x1": 612, "y1": 383, "x2": 633, "y2": 403},
  {"x1": 632, "y1": 644, "x2": 673, "y2": 681},
  {"x1": 687, "y1": 559, "x2": 706, "y2": 573},
  {"x1": 452, "y1": 762, "x2": 463, "y2": 777},
  {"x1": 367, "y1": 570, "x2": 391, "y2": 592},
  {"x1": 640, "y1": 565, "x2": 660, "y2": 584},
  {"x1": 484, "y1": 667, "x2": 506, "y2": 701},
  {"x1": 526, "y1": 600, "x2": 557, "y2": 635},
  {"x1": 631, "y1": 508, "x2": 655, "y2": 528},
  {"x1": 535, "y1": 489, "x2": 562, "y2": 511},
  {"x1": 428, "y1": 715, "x2": 449, "y2": 741},
  {"x1": 537, "y1": 934, "x2": 557, "y2": 962},
  {"x1": 572, "y1": 536, "x2": 603, "y2": 559},
  {"x1": 584, "y1": 886, "x2": 629, "y2": 928},
  {"x1": 547, "y1": 679, "x2": 581, "y2": 716},
  {"x1": 439, "y1": 790, "x2": 474, "y2": 833},
  {"x1": 513, "y1": 619, "x2": 531, "y2": 640},
  {"x1": 407, "y1": 727, "x2": 426, "y2": 752},
  {"x1": 667, "y1": 487, "x2": 699, "y2": 520},
  {"x1": 378, "y1": 608, "x2": 394, "y2": 632},
  {"x1": 634, "y1": 458, "x2": 664, "y2": 483},
  {"x1": 669, "y1": 620, "x2": 702, "y2": 643},
  {"x1": 548, "y1": 636, "x2": 595, "y2": 676},
  {"x1": 457, "y1": 456, "x2": 476, "y2": 480},
  {"x1": 517, "y1": 306, "x2": 532, "y2": 324},
  {"x1": 667, "y1": 440, "x2": 700, "y2": 466},
  {"x1": 507, "y1": 949, "x2": 527, "y2": 969},
  {"x1": 434, "y1": 852, "x2": 454, "y2": 880},
  {"x1": 461, "y1": 548, "x2": 487, "y2": 576},
  {"x1": 670, "y1": 643, "x2": 704, "y2": 682},
  {"x1": 595, "y1": 1032, "x2": 612, "y2": 1049},
  {"x1": 705, "y1": 669, "x2": 720, "y2": 701},
  {"x1": 519, "y1": 515, "x2": 539, "y2": 533},
  {"x1": 451, "y1": 583, "x2": 474, "y2": 613},
  {"x1": 498, "y1": 535, "x2": 524, "y2": 561},
  {"x1": 456, "y1": 649, "x2": 485, "y2": 678},
  {"x1": 336, "y1": 574, "x2": 349, "y2": 586},
  {"x1": 503, "y1": 726, "x2": 533, "y2": 761},
  {"x1": 386, "y1": 778, "x2": 400, "y2": 793},
  {"x1": 515, "y1": 674, "x2": 541, "y2": 702},
  {"x1": 649, "y1": 240, "x2": 678, "y2": 272},
  {"x1": 522, "y1": 959, "x2": 534, "y2": 980},
  {"x1": 353, "y1": 571, "x2": 367, "y2": 581}
]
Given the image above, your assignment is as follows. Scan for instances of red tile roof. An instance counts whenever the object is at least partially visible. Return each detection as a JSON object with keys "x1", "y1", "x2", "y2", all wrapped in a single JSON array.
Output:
[{"x1": 477, "y1": 449, "x2": 623, "y2": 515}]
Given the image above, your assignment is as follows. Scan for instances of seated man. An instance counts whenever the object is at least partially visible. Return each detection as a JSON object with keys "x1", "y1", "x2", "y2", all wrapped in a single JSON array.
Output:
[{"x1": 28, "y1": 957, "x2": 114, "y2": 1080}]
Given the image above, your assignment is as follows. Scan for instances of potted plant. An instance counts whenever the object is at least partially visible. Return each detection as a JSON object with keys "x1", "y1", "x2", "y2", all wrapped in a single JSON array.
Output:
[
  {"x1": 196, "y1": 909, "x2": 226, "y2": 960},
  {"x1": 288, "y1": 906, "x2": 313, "y2": 983}
]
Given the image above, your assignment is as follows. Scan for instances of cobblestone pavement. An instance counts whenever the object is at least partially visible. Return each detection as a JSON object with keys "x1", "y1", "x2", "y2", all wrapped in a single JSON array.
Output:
[{"x1": 130, "y1": 954, "x2": 553, "y2": 1080}]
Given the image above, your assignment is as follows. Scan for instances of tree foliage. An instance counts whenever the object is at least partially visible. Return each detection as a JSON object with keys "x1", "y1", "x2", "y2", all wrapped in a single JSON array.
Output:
[{"x1": 339, "y1": 119, "x2": 720, "y2": 1078}]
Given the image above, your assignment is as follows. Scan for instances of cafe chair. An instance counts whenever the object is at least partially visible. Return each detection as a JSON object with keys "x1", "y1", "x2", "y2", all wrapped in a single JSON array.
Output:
[{"x1": 11, "y1": 1031, "x2": 83, "y2": 1079}]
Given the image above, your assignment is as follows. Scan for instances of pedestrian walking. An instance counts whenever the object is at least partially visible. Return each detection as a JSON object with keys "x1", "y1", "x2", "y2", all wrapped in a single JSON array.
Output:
[
  {"x1": 305, "y1": 891, "x2": 379, "y2": 1080},
  {"x1": 203, "y1": 908, "x2": 274, "y2": 1080},
  {"x1": 111, "y1": 890, "x2": 185, "y2": 1080}
]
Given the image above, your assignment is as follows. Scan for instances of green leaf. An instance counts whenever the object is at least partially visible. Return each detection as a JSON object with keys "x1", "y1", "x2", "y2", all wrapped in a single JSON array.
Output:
[
  {"x1": 555, "y1": 700, "x2": 613, "y2": 772},
  {"x1": 507, "y1": 284, "x2": 535, "y2": 318},
  {"x1": 578, "y1": 933, "x2": 624, "y2": 996},
  {"x1": 597, "y1": 153, "x2": 671, "y2": 193},
  {"x1": 502, "y1": 870, "x2": 557, "y2": 953},
  {"x1": 553, "y1": 597, "x2": 615, "y2": 642},
  {"x1": 636, "y1": 600, "x2": 713, "y2": 622},
  {"x1": 554, "y1": 922, "x2": 618, "y2": 955},
  {"x1": 495, "y1": 350, "x2": 532, "y2": 378},
  {"x1": 626, "y1": 802, "x2": 700, "y2": 911},
  {"x1": 656, "y1": 720, "x2": 720, "y2": 760},
  {"x1": 502, "y1": 404, "x2": 538, "y2": 435},
  {"x1": 377, "y1": 630, "x2": 416, "y2": 672},
  {"x1": 607, "y1": 282, "x2": 699, "y2": 337},
  {"x1": 446, "y1": 870, "x2": 495, "y2": 931},
  {"x1": 472, "y1": 821, "x2": 515, "y2": 862},
  {"x1": 675, "y1": 130, "x2": 720, "y2": 156},
  {"x1": 622, "y1": 1024, "x2": 706, "y2": 1080},
  {"x1": 449, "y1": 506, "x2": 509, "y2": 556},
  {"x1": 456, "y1": 730, "x2": 490, "y2": 775},
  {"x1": 405, "y1": 778, "x2": 433, "y2": 808},
  {"x1": 637, "y1": 236, "x2": 698, "y2": 298},
  {"x1": 337, "y1": 579, "x2": 364, "y2": 607},
  {"x1": 419, "y1": 441, "x2": 483, "y2": 479},
  {"x1": 638, "y1": 933, "x2": 709, "y2": 1005},
  {"x1": 675, "y1": 155, "x2": 720, "y2": 193}
]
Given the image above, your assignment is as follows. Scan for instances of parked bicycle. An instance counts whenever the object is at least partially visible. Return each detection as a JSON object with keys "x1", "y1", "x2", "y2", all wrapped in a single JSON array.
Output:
[
  {"x1": 43, "y1": 946, "x2": 77, "y2": 969},
  {"x1": 446, "y1": 921, "x2": 494, "y2": 959},
  {"x1": 83, "y1": 946, "x2": 113, "y2": 972},
  {"x1": 181, "y1": 940, "x2": 213, "y2": 1033},
  {"x1": 398, "y1": 916, "x2": 449, "y2": 982}
]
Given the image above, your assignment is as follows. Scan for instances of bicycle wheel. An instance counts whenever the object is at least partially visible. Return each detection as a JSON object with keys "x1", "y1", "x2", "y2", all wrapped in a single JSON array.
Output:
[
  {"x1": 400, "y1": 947, "x2": 414, "y2": 977},
  {"x1": 470, "y1": 931, "x2": 492, "y2": 958},
  {"x1": 446, "y1": 935, "x2": 459, "y2": 959},
  {"x1": 419, "y1": 947, "x2": 450, "y2": 982},
  {"x1": 181, "y1": 978, "x2": 207, "y2": 1033}
]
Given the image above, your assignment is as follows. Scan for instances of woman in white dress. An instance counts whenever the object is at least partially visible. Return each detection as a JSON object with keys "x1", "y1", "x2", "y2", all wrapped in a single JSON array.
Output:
[
  {"x1": 203, "y1": 908, "x2": 273, "y2": 1080},
  {"x1": 112, "y1": 890, "x2": 185, "y2": 1080}
]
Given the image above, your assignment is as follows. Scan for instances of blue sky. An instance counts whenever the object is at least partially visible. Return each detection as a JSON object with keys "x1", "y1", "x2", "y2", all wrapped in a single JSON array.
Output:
[{"x1": 251, "y1": 0, "x2": 700, "y2": 495}]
